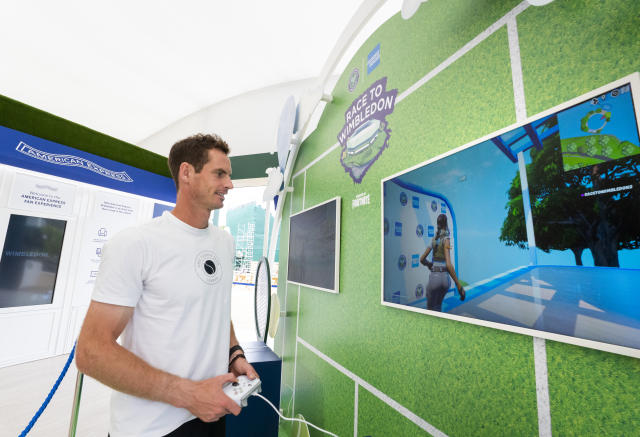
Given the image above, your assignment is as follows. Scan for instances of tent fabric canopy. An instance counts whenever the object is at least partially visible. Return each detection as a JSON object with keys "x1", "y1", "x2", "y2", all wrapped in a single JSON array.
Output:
[{"x1": 1, "y1": 1, "x2": 371, "y2": 158}]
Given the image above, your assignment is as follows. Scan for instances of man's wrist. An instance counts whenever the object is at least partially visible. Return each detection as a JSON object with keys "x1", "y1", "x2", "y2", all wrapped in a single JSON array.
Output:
[
  {"x1": 164, "y1": 375, "x2": 192, "y2": 409},
  {"x1": 228, "y1": 353, "x2": 247, "y2": 369},
  {"x1": 229, "y1": 344, "x2": 245, "y2": 365},
  {"x1": 229, "y1": 344, "x2": 244, "y2": 357}
]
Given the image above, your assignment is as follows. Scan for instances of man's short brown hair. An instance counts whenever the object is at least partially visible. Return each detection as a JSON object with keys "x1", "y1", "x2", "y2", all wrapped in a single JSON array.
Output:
[{"x1": 168, "y1": 133, "x2": 230, "y2": 189}]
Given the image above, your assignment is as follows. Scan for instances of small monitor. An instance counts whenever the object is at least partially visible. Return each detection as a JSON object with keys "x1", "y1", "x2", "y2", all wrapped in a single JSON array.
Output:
[
  {"x1": 0, "y1": 214, "x2": 67, "y2": 308},
  {"x1": 287, "y1": 197, "x2": 341, "y2": 293}
]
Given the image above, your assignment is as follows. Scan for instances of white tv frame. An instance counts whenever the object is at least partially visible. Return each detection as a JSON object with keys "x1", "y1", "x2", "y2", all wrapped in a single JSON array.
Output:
[
  {"x1": 287, "y1": 196, "x2": 341, "y2": 294},
  {"x1": 381, "y1": 72, "x2": 640, "y2": 358}
]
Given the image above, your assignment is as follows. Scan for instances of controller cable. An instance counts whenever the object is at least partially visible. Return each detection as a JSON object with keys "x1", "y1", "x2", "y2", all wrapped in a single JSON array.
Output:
[{"x1": 253, "y1": 393, "x2": 338, "y2": 437}]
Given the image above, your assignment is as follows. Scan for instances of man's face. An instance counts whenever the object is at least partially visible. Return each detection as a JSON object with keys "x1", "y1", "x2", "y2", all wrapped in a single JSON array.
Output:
[{"x1": 190, "y1": 148, "x2": 233, "y2": 211}]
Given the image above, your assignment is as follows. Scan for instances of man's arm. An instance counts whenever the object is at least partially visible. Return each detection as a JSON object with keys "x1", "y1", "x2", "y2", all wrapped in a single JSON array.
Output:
[
  {"x1": 76, "y1": 300, "x2": 241, "y2": 421},
  {"x1": 228, "y1": 321, "x2": 259, "y2": 379}
]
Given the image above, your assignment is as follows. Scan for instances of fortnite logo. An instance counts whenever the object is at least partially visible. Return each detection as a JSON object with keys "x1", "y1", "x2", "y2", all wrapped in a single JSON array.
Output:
[{"x1": 352, "y1": 192, "x2": 370, "y2": 208}]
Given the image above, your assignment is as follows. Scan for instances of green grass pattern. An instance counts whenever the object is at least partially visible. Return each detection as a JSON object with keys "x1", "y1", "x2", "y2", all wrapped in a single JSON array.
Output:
[
  {"x1": 294, "y1": 345, "x2": 355, "y2": 437},
  {"x1": 546, "y1": 341, "x2": 640, "y2": 436},
  {"x1": 517, "y1": 0, "x2": 640, "y2": 116},
  {"x1": 357, "y1": 387, "x2": 432, "y2": 437}
]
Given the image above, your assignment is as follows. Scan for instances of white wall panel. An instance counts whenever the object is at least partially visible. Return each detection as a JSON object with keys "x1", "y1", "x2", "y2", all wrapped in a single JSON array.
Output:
[{"x1": 0, "y1": 310, "x2": 58, "y2": 367}]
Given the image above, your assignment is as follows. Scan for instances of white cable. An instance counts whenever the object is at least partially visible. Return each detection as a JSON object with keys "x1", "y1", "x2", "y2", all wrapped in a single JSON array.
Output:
[{"x1": 253, "y1": 393, "x2": 339, "y2": 437}]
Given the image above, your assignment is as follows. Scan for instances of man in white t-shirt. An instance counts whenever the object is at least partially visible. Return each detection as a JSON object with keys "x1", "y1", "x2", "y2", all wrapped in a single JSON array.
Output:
[{"x1": 76, "y1": 134, "x2": 258, "y2": 437}]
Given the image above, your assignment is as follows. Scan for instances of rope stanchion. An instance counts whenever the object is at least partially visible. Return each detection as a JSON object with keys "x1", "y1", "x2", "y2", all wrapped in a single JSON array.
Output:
[
  {"x1": 68, "y1": 371, "x2": 84, "y2": 437},
  {"x1": 18, "y1": 342, "x2": 77, "y2": 437}
]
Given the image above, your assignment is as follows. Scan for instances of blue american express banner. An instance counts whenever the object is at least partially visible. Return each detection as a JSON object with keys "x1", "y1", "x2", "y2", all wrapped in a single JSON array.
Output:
[{"x1": 0, "y1": 125, "x2": 176, "y2": 203}]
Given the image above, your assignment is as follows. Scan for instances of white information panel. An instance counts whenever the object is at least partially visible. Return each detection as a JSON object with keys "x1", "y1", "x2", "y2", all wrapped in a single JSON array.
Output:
[
  {"x1": 73, "y1": 191, "x2": 141, "y2": 306},
  {"x1": 8, "y1": 173, "x2": 76, "y2": 216}
]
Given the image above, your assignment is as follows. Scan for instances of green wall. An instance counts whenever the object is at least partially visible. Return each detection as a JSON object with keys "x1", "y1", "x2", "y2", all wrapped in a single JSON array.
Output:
[{"x1": 276, "y1": 1, "x2": 640, "y2": 436}]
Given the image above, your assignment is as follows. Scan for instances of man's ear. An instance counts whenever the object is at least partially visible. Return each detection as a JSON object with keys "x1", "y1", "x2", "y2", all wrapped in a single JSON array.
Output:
[{"x1": 179, "y1": 162, "x2": 193, "y2": 185}]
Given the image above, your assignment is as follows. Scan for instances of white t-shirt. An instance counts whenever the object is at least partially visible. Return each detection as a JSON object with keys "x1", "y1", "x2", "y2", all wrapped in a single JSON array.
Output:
[{"x1": 92, "y1": 211, "x2": 235, "y2": 437}]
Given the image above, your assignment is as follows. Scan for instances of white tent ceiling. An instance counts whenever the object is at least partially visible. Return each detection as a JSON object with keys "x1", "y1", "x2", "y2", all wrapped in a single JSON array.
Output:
[{"x1": 1, "y1": 1, "x2": 403, "y2": 157}]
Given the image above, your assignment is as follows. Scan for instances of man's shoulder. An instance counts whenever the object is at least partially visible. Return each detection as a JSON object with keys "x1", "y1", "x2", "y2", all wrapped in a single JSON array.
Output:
[
  {"x1": 209, "y1": 225, "x2": 232, "y2": 239},
  {"x1": 208, "y1": 225, "x2": 235, "y2": 249}
]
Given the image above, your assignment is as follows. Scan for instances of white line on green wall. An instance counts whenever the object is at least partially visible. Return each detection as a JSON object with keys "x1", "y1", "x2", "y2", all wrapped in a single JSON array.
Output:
[
  {"x1": 506, "y1": 14, "x2": 527, "y2": 122},
  {"x1": 279, "y1": 196, "x2": 294, "y2": 411},
  {"x1": 506, "y1": 12, "x2": 552, "y2": 437},
  {"x1": 292, "y1": 283, "x2": 301, "y2": 415},
  {"x1": 353, "y1": 382, "x2": 359, "y2": 437},
  {"x1": 533, "y1": 337, "x2": 552, "y2": 437},
  {"x1": 397, "y1": 1, "x2": 530, "y2": 105},
  {"x1": 297, "y1": 337, "x2": 448, "y2": 437},
  {"x1": 293, "y1": 142, "x2": 340, "y2": 180}
]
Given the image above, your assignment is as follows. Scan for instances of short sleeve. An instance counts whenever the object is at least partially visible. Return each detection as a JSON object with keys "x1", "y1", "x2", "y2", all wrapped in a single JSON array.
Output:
[{"x1": 91, "y1": 227, "x2": 145, "y2": 307}]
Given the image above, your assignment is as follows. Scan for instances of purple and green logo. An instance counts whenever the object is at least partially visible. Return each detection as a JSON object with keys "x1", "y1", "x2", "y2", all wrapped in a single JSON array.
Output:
[{"x1": 338, "y1": 77, "x2": 397, "y2": 183}]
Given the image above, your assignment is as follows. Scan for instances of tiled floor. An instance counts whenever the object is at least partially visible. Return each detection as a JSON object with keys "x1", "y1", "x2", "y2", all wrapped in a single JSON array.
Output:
[{"x1": 0, "y1": 353, "x2": 111, "y2": 437}]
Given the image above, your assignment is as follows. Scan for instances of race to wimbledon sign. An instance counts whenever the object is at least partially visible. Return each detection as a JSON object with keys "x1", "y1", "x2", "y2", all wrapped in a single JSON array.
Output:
[{"x1": 338, "y1": 77, "x2": 397, "y2": 183}]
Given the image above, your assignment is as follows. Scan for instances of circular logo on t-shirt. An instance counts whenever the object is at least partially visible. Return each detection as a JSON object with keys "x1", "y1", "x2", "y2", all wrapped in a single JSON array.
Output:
[{"x1": 195, "y1": 250, "x2": 222, "y2": 284}]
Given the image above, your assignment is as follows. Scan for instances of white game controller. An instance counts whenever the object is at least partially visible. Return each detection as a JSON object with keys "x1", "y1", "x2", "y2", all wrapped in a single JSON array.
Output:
[{"x1": 222, "y1": 375, "x2": 262, "y2": 407}]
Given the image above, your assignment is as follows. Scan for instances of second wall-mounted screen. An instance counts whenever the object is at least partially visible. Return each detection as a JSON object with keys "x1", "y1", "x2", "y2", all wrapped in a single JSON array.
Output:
[{"x1": 288, "y1": 197, "x2": 341, "y2": 293}]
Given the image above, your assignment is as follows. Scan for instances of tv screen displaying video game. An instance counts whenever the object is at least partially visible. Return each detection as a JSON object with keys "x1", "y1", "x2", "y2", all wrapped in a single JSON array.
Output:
[{"x1": 382, "y1": 73, "x2": 640, "y2": 357}]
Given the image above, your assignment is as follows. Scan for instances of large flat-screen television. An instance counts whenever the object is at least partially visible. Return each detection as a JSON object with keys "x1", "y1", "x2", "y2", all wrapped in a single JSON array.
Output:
[
  {"x1": 382, "y1": 73, "x2": 640, "y2": 358},
  {"x1": 288, "y1": 197, "x2": 341, "y2": 293},
  {"x1": 0, "y1": 214, "x2": 67, "y2": 308}
]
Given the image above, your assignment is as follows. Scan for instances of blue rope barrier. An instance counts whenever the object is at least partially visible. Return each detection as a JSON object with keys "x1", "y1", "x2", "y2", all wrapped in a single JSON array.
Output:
[{"x1": 18, "y1": 342, "x2": 77, "y2": 437}]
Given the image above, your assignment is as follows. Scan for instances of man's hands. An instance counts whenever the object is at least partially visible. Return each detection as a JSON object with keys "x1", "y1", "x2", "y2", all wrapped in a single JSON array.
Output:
[
  {"x1": 176, "y1": 359, "x2": 260, "y2": 423},
  {"x1": 176, "y1": 373, "x2": 242, "y2": 422},
  {"x1": 177, "y1": 322, "x2": 259, "y2": 422}
]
